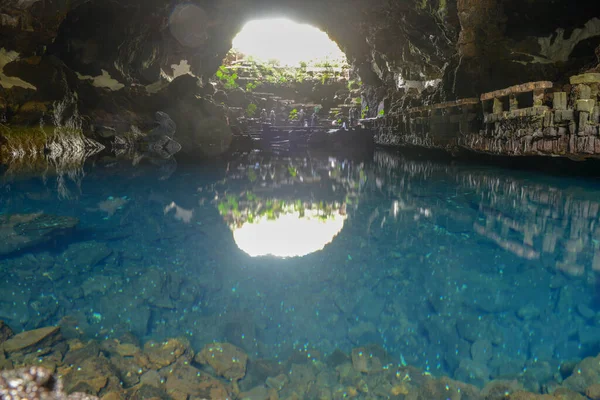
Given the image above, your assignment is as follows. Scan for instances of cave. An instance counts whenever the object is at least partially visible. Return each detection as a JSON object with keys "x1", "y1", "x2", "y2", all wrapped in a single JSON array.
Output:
[
  {"x1": 1, "y1": 0, "x2": 599, "y2": 159},
  {"x1": 2, "y1": 1, "x2": 600, "y2": 399}
]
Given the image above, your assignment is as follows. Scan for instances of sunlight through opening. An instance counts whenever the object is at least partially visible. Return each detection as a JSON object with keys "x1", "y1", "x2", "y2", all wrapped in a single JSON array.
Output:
[{"x1": 232, "y1": 18, "x2": 347, "y2": 66}]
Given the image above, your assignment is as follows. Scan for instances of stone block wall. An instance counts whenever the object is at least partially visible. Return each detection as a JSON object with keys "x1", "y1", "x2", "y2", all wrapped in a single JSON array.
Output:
[{"x1": 365, "y1": 73, "x2": 600, "y2": 158}]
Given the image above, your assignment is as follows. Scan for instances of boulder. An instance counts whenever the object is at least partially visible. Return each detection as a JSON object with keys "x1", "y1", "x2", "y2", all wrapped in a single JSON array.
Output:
[
  {"x1": 195, "y1": 342, "x2": 248, "y2": 381},
  {"x1": 1, "y1": 326, "x2": 61, "y2": 355},
  {"x1": 0, "y1": 213, "x2": 78, "y2": 256},
  {"x1": 0, "y1": 320, "x2": 14, "y2": 344}
]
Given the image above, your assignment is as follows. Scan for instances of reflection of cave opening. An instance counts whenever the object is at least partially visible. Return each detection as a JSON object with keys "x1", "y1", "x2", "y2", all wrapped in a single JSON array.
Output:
[{"x1": 231, "y1": 18, "x2": 347, "y2": 66}]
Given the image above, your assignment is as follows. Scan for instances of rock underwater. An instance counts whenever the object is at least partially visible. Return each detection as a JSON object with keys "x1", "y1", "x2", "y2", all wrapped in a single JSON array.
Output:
[
  {"x1": 0, "y1": 366, "x2": 98, "y2": 400},
  {"x1": 0, "y1": 213, "x2": 78, "y2": 256}
]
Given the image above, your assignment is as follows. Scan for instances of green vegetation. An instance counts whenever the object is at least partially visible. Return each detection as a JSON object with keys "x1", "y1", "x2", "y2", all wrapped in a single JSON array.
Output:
[
  {"x1": 378, "y1": 109, "x2": 385, "y2": 117},
  {"x1": 215, "y1": 66, "x2": 239, "y2": 90},
  {"x1": 361, "y1": 106, "x2": 369, "y2": 119},
  {"x1": 289, "y1": 109, "x2": 299, "y2": 121},
  {"x1": 246, "y1": 103, "x2": 257, "y2": 117},
  {"x1": 245, "y1": 82, "x2": 258, "y2": 92},
  {"x1": 348, "y1": 80, "x2": 362, "y2": 90},
  {"x1": 213, "y1": 50, "x2": 350, "y2": 92}
]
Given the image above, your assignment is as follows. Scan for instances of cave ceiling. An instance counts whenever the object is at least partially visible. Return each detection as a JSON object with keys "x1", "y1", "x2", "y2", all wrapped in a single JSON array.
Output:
[{"x1": 0, "y1": 0, "x2": 599, "y2": 117}]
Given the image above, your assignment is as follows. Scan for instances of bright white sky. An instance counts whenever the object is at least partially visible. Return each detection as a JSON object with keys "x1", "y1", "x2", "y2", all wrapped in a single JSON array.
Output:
[{"x1": 232, "y1": 18, "x2": 346, "y2": 66}]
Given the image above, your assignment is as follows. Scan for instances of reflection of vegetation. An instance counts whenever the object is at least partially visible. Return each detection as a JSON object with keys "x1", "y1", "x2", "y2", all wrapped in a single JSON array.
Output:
[
  {"x1": 0, "y1": 124, "x2": 49, "y2": 162},
  {"x1": 247, "y1": 169, "x2": 257, "y2": 182},
  {"x1": 201, "y1": 154, "x2": 366, "y2": 233},
  {"x1": 218, "y1": 193, "x2": 345, "y2": 228},
  {"x1": 1, "y1": 93, "x2": 104, "y2": 199}
]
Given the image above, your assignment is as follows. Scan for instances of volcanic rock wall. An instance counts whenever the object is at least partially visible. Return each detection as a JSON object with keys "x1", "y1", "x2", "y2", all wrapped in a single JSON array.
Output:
[{"x1": 0, "y1": 0, "x2": 599, "y2": 157}]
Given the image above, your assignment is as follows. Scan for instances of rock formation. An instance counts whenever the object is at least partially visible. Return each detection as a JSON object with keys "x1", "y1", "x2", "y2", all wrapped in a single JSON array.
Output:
[{"x1": 0, "y1": 0, "x2": 599, "y2": 157}]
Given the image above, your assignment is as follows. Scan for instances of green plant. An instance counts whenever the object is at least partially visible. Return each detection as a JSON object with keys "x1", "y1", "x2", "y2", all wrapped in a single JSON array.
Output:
[
  {"x1": 215, "y1": 66, "x2": 239, "y2": 90},
  {"x1": 246, "y1": 81, "x2": 258, "y2": 92},
  {"x1": 246, "y1": 103, "x2": 257, "y2": 117},
  {"x1": 289, "y1": 109, "x2": 298, "y2": 121},
  {"x1": 361, "y1": 106, "x2": 369, "y2": 119},
  {"x1": 378, "y1": 109, "x2": 385, "y2": 117},
  {"x1": 348, "y1": 80, "x2": 362, "y2": 90}
]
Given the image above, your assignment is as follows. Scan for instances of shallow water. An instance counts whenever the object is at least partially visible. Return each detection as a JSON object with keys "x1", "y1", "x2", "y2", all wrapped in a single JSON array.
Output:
[{"x1": 2, "y1": 148, "x2": 600, "y2": 385}]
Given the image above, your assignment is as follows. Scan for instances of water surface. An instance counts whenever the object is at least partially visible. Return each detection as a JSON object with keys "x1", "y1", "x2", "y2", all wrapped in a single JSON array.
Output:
[{"x1": 1, "y1": 149, "x2": 600, "y2": 386}]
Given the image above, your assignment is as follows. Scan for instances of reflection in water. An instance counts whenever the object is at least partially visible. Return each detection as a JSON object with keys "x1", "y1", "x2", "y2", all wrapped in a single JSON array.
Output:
[
  {"x1": 5, "y1": 148, "x2": 600, "y2": 387},
  {"x1": 462, "y1": 168, "x2": 600, "y2": 277},
  {"x1": 373, "y1": 150, "x2": 600, "y2": 278},
  {"x1": 87, "y1": 196, "x2": 130, "y2": 218},
  {"x1": 233, "y1": 205, "x2": 347, "y2": 257},
  {"x1": 164, "y1": 201, "x2": 194, "y2": 223},
  {"x1": 208, "y1": 153, "x2": 363, "y2": 257}
]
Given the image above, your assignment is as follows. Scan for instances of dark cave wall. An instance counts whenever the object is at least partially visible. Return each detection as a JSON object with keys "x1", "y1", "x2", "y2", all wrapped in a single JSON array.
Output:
[{"x1": 0, "y1": 0, "x2": 599, "y2": 153}]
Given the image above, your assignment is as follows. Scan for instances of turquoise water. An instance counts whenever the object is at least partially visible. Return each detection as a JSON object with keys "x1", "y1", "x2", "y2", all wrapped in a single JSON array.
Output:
[{"x1": 1, "y1": 149, "x2": 600, "y2": 386}]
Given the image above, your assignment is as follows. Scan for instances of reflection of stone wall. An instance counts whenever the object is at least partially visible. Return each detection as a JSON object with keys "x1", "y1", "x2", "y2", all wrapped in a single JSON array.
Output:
[
  {"x1": 460, "y1": 172, "x2": 600, "y2": 277},
  {"x1": 373, "y1": 150, "x2": 600, "y2": 277}
]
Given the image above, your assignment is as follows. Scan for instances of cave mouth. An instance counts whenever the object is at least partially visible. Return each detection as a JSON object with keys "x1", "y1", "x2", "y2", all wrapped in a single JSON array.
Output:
[{"x1": 231, "y1": 18, "x2": 347, "y2": 66}]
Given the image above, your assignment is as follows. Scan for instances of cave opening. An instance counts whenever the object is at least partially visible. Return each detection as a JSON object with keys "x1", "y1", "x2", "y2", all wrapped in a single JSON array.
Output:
[
  {"x1": 231, "y1": 18, "x2": 347, "y2": 67},
  {"x1": 211, "y1": 18, "x2": 360, "y2": 131}
]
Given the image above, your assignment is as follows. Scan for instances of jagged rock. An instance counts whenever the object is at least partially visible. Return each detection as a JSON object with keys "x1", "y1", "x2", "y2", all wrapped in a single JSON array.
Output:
[
  {"x1": 563, "y1": 354, "x2": 600, "y2": 394},
  {"x1": 417, "y1": 376, "x2": 481, "y2": 400},
  {"x1": 266, "y1": 374, "x2": 288, "y2": 391},
  {"x1": 59, "y1": 241, "x2": 112, "y2": 269},
  {"x1": 0, "y1": 213, "x2": 78, "y2": 256},
  {"x1": 195, "y1": 342, "x2": 248, "y2": 381},
  {"x1": 125, "y1": 383, "x2": 168, "y2": 400},
  {"x1": 1, "y1": 326, "x2": 61, "y2": 355},
  {"x1": 455, "y1": 359, "x2": 491, "y2": 388},
  {"x1": 471, "y1": 339, "x2": 494, "y2": 363},
  {"x1": 351, "y1": 348, "x2": 383, "y2": 374},
  {"x1": 481, "y1": 380, "x2": 524, "y2": 400},
  {"x1": 143, "y1": 338, "x2": 193, "y2": 369},
  {"x1": 163, "y1": 360, "x2": 231, "y2": 400},
  {"x1": 61, "y1": 354, "x2": 120, "y2": 397},
  {"x1": 586, "y1": 383, "x2": 600, "y2": 400},
  {"x1": 63, "y1": 340, "x2": 101, "y2": 366},
  {"x1": 238, "y1": 385, "x2": 270, "y2": 400},
  {"x1": 0, "y1": 320, "x2": 14, "y2": 344}
]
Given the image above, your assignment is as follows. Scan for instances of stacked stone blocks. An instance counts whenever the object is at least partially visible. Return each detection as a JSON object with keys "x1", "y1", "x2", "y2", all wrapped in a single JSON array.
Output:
[{"x1": 365, "y1": 73, "x2": 600, "y2": 158}]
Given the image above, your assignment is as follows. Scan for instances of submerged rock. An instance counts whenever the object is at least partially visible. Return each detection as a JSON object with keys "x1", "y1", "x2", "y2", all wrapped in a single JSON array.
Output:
[
  {"x1": 0, "y1": 366, "x2": 98, "y2": 399},
  {"x1": 195, "y1": 342, "x2": 248, "y2": 381},
  {"x1": 1, "y1": 326, "x2": 61, "y2": 355},
  {"x1": 0, "y1": 320, "x2": 14, "y2": 344},
  {"x1": 0, "y1": 213, "x2": 78, "y2": 256}
]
